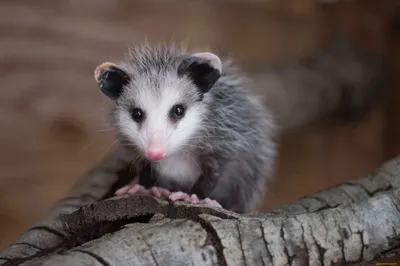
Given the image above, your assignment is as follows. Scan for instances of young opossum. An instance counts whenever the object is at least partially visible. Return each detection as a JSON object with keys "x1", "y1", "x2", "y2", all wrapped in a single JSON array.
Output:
[{"x1": 94, "y1": 43, "x2": 277, "y2": 213}]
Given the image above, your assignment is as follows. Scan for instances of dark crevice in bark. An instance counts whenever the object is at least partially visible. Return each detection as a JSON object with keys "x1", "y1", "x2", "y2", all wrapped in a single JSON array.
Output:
[
  {"x1": 8, "y1": 243, "x2": 43, "y2": 251},
  {"x1": 312, "y1": 204, "x2": 340, "y2": 213},
  {"x1": 354, "y1": 231, "x2": 365, "y2": 264},
  {"x1": 293, "y1": 216, "x2": 310, "y2": 265},
  {"x1": 259, "y1": 254, "x2": 267, "y2": 266},
  {"x1": 310, "y1": 232, "x2": 326, "y2": 266},
  {"x1": 371, "y1": 185, "x2": 394, "y2": 197},
  {"x1": 389, "y1": 197, "x2": 400, "y2": 214},
  {"x1": 259, "y1": 221, "x2": 273, "y2": 264},
  {"x1": 235, "y1": 223, "x2": 248, "y2": 266},
  {"x1": 343, "y1": 182, "x2": 373, "y2": 197},
  {"x1": 306, "y1": 196, "x2": 330, "y2": 207},
  {"x1": 280, "y1": 226, "x2": 294, "y2": 266},
  {"x1": 27, "y1": 226, "x2": 67, "y2": 241},
  {"x1": 337, "y1": 239, "x2": 346, "y2": 264},
  {"x1": 197, "y1": 217, "x2": 228, "y2": 266},
  {"x1": 71, "y1": 249, "x2": 110, "y2": 266},
  {"x1": 303, "y1": 196, "x2": 340, "y2": 212},
  {"x1": 140, "y1": 233, "x2": 160, "y2": 266},
  {"x1": 342, "y1": 182, "x2": 393, "y2": 198}
]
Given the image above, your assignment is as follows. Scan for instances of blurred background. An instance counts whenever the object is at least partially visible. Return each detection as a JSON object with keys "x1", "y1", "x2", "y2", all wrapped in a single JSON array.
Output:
[{"x1": 0, "y1": 0, "x2": 399, "y2": 249}]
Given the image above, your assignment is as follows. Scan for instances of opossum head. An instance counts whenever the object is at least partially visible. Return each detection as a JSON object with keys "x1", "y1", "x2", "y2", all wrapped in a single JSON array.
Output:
[{"x1": 94, "y1": 45, "x2": 222, "y2": 161}]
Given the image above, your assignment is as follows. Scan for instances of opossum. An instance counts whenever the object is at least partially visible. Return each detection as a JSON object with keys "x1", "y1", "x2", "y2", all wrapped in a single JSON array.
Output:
[{"x1": 94, "y1": 43, "x2": 277, "y2": 213}]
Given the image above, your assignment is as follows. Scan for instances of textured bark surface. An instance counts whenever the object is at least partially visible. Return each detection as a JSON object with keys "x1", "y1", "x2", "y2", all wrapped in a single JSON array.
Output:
[{"x1": 1, "y1": 147, "x2": 400, "y2": 265}]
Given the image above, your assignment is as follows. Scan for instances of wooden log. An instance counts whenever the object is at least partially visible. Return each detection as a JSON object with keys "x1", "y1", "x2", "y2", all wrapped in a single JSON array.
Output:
[{"x1": 1, "y1": 149, "x2": 399, "y2": 265}]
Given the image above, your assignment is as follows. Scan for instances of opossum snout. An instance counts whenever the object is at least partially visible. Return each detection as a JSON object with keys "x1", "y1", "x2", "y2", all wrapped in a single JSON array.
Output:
[{"x1": 145, "y1": 138, "x2": 166, "y2": 161}]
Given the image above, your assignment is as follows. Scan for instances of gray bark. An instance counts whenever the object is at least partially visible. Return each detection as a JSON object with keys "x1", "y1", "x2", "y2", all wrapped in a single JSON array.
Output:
[{"x1": 1, "y1": 148, "x2": 400, "y2": 266}]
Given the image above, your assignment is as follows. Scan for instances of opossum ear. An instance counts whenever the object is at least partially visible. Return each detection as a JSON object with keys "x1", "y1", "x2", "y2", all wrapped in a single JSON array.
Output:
[
  {"x1": 177, "y1": 52, "x2": 222, "y2": 94},
  {"x1": 94, "y1": 62, "x2": 130, "y2": 100}
]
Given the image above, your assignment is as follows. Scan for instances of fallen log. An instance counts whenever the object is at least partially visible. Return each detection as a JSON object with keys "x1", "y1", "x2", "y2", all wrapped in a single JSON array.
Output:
[{"x1": 0, "y1": 146, "x2": 399, "y2": 265}]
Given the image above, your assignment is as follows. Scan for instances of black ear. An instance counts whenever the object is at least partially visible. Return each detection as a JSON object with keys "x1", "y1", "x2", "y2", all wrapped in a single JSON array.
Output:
[
  {"x1": 94, "y1": 62, "x2": 130, "y2": 100},
  {"x1": 177, "y1": 52, "x2": 222, "y2": 94}
]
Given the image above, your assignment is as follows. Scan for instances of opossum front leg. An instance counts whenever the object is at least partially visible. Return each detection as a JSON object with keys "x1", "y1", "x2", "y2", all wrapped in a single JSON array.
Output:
[{"x1": 169, "y1": 158, "x2": 223, "y2": 208}]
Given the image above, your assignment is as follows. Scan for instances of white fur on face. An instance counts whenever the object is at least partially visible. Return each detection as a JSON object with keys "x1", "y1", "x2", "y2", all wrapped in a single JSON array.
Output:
[{"x1": 117, "y1": 74, "x2": 207, "y2": 158}]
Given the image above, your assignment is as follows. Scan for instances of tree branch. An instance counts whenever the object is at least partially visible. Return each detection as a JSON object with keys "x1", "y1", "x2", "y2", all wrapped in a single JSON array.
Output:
[{"x1": 1, "y1": 151, "x2": 399, "y2": 265}]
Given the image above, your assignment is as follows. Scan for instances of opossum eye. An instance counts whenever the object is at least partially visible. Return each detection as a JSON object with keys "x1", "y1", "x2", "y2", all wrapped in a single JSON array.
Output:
[
  {"x1": 169, "y1": 104, "x2": 186, "y2": 121},
  {"x1": 131, "y1": 108, "x2": 145, "y2": 123}
]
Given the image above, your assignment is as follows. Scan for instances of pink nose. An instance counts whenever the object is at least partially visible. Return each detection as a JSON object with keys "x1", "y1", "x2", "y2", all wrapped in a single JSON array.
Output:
[{"x1": 145, "y1": 150, "x2": 165, "y2": 161}]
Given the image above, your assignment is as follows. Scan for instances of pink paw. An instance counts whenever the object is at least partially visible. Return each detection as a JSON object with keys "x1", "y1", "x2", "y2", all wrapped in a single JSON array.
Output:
[
  {"x1": 169, "y1": 191, "x2": 200, "y2": 203},
  {"x1": 115, "y1": 176, "x2": 171, "y2": 198},
  {"x1": 114, "y1": 176, "x2": 139, "y2": 195},
  {"x1": 169, "y1": 191, "x2": 222, "y2": 208}
]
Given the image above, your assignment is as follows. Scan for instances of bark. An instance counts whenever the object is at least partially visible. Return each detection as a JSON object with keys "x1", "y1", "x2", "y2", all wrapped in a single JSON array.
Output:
[{"x1": 0, "y1": 145, "x2": 400, "y2": 266}]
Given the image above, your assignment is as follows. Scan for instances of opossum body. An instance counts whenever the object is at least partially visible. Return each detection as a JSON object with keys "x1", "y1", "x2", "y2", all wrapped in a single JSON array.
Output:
[{"x1": 94, "y1": 43, "x2": 277, "y2": 213}]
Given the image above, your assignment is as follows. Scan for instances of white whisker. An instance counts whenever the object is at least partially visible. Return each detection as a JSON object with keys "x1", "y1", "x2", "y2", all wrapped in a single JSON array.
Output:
[
  {"x1": 79, "y1": 141, "x2": 93, "y2": 153},
  {"x1": 180, "y1": 149, "x2": 203, "y2": 175}
]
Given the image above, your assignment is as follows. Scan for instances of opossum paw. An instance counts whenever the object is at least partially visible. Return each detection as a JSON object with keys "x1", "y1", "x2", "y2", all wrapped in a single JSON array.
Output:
[
  {"x1": 169, "y1": 191, "x2": 199, "y2": 203},
  {"x1": 116, "y1": 184, "x2": 171, "y2": 198},
  {"x1": 169, "y1": 192, "x2": 222, "y2": 208},
  {"x1": 114, "y1": 176, "x2": 140, "y2": 195},
  {"x1": 148, "y1": 186, "x2": 172, "y2": 198},
  {"x1": 115, "y1": 178, "x2": 171, "y2": 198},
  {"x1": 198, "y1": 198, "x2": 223, "y2": 208}
]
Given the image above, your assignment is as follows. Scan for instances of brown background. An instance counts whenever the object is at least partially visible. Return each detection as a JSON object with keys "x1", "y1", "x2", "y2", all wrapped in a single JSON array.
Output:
[{"x1": 0, "y1": 0, "x2": 399, "y2": 251}]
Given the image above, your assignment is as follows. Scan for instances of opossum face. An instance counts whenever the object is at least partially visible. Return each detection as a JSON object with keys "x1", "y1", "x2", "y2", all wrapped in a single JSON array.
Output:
[{"x1": 94, "y1": 52, "x2": 222, "y2": 161}]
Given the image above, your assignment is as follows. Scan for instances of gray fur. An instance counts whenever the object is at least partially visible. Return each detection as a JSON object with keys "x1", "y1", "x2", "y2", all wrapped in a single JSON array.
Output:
[{"x1": 107, "y1": 43, "x2": 277, "y2": 213}]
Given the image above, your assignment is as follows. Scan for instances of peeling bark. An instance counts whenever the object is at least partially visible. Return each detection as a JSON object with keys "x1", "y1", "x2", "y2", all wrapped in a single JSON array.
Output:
[{"x1": 1, "y1": 153, "x2": 400, "y2": 266}]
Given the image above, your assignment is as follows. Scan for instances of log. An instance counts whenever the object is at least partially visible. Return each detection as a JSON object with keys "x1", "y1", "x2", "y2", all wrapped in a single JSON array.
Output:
[{"x1": 0, "y1": 146, "x2": 400, "y2": 266}]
